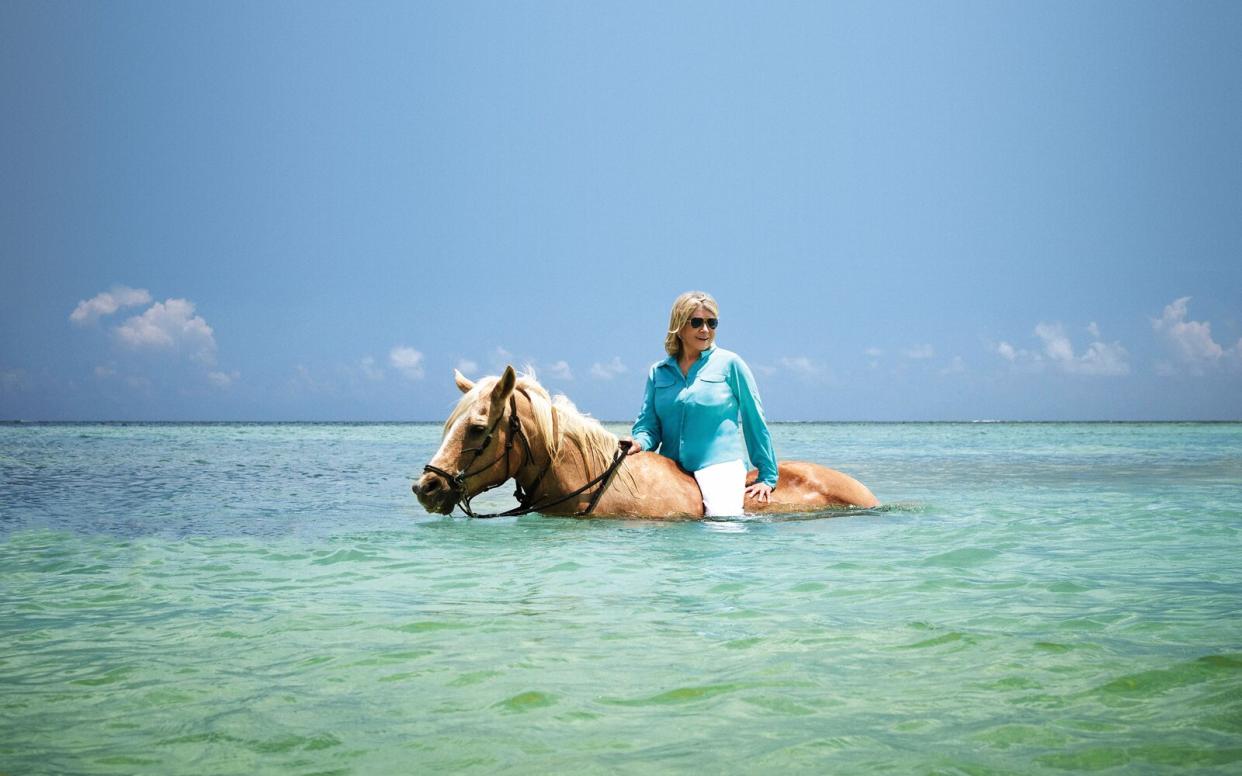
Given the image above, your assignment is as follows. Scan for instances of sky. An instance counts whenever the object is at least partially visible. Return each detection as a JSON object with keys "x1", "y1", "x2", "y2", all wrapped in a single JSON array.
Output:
[{"x1": 2, "y1": 0, "x2": 1240, "y2": 421}]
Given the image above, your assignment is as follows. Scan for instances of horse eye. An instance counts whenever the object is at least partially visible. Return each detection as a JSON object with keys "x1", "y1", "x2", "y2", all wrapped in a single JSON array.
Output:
[{"x1": 468, "y1": 424, "x2": 487, "y2": 435}]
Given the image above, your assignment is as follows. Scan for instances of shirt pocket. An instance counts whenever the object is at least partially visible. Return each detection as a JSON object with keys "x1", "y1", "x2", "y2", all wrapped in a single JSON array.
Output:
[
  {"x1": 692, "y1": 371, "x2": 733, "y2": 406},
  {"x1": 653, "y1": 374, "x2": 680, "y2": 414}
]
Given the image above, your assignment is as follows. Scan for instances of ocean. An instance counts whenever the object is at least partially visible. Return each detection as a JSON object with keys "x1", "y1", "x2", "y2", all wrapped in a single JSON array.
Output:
[{"x1": 2, "y1": 421, "x2": 1240, "y2": 774}]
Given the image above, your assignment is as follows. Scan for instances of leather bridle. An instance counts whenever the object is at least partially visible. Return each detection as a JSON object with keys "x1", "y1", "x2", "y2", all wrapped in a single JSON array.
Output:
[{"x1": 421, "y1": 389, "x2": 628, "y2": 518}]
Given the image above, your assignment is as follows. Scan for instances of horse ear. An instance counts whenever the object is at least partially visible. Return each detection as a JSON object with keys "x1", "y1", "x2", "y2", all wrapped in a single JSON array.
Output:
[
  {"x1": 489, "y1": 365, "x2": 517, "y2": 407},
  {"x1": 454, "y1": 369, "x2": 474, "y2": 394}
]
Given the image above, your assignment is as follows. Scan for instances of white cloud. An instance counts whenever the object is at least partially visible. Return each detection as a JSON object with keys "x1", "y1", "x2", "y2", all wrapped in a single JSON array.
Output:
[
  {"x1": 589, "y1": 357, "x2": 626, "y2": 380},
  {"x1": 490, "y1": 346, "x2": 515, "y2": 372},
  {"x1": 456, "y1": 359, "x2": 479, "y2": 376},
  {"x1": 1151, "y1": 297, "x2": 1239, "y2": 375},
  {"x1": 779, "y1": 356, "x2": 823, "y2": 376},
  {"x1": 1074, "y1": 340, "x2": 1131, "y2": 376},
  {"x1": 992, "y1": 339, "x2": 1045, "y2": 373},
  {"x1": 864, "y1": 347, "x2": 884, "y2": 358},
  {"x1": 903, "y1": 344, "x2": 935, "y2": 360},
  {"x1": 115, "y1": 298, "x2": 218, "y2": 365},
  {"x1": 207, "y1": 370, "x2": 240, "y2": 389},
  {"x1": 1034, "y1": 322, "x2": 1130, "y2": 376},
  {"x1": 360, "y1": 356, "x2": 384, "y2": 381},
  {"x1": 288, "y1": 364, "x2": 337, "y2": 395},
  {"x1": 389, "y1": 346, "x2": 425, "y2": 380},
  {"x1": 1035, "y1": 323, "x2": 1075, "y2": 363},
  {"x1": 1087, "y1": 321, "x2": 1101, "y2": 339},
  {"x1": 993, "y1": 322, "x2": 1129, "y2": 377},
  {"x1": 544, "y1": 360, "x2": 575, "y2": 380},
  {"x1": 70, "y1": 286, "x2": 152, "y2": 325},
  {"x1": 94, "y1": 364, "x2": 116, "y2": 379}
]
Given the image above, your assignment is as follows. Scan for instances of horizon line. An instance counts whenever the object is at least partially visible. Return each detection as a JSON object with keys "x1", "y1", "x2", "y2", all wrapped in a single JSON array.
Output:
[{"x1": 3, "y1": 418, "x2": 1240, "y2": 425}]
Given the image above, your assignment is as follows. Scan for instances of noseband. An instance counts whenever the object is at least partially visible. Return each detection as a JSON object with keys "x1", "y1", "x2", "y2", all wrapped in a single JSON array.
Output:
[
  {"x1": 421, "y1": 390, "x2": 628, "y2": 518},
  {"x1": 422, "y1": 394, "x2": 529, "y2": 517}
]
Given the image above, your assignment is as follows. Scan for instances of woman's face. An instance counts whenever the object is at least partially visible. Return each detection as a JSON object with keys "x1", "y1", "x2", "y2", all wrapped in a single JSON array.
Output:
[{"x1": 677, "y1": 305, "x2": 716, "y2": 358}]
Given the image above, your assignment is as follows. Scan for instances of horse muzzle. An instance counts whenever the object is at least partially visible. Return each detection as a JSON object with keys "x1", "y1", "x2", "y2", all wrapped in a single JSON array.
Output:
[{"x1": 413, "y1": 470, "x2": 458, "y2": 514}]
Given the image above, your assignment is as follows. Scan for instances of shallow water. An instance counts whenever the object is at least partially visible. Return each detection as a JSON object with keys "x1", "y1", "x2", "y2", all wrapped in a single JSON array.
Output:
[{"x1": 2, "y1": 422, "x2": 1241, "y2": 773}]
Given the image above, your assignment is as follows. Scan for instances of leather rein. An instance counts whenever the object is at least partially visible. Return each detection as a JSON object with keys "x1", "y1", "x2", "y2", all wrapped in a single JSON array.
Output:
[{"x1": 422, "y1": 389, "x2": 629, "y2": 518}]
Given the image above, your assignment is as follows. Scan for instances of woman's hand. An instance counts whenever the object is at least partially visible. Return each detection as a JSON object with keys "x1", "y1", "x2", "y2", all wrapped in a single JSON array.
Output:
[
  {"x1": 744, "y1": 481, "x2": 772, "y2": 503},
  {"x1": 621, "y1": 437, "x2": 643, "y2": 456}
]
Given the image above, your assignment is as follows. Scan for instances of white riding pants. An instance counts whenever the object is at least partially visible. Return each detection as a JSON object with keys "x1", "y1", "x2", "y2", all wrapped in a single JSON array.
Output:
[{"x1": 694, "y1": 459, "x2": 747, "y2": 517}]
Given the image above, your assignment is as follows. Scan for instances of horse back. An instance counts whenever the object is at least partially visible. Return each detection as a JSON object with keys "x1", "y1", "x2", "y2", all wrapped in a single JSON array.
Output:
[{"x1": 746, "y1": 460, "x2": 879, "y2": 512}]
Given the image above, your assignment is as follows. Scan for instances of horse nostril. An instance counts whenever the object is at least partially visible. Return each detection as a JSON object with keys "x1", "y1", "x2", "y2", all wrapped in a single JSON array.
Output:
[{"x1": 424, "y1": 479, "x2": 440, "y2": 493}]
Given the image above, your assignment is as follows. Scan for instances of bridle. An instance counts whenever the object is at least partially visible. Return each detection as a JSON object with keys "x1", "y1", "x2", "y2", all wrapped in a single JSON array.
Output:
[{"x1": 421, "y1": 389, "x2": 629, "y2": 518}]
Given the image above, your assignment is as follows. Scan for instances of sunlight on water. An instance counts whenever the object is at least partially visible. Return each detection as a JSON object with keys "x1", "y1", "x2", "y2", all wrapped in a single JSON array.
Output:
[{"x1": 2, "y1": 422, "x2": 1241, "y2": 773}]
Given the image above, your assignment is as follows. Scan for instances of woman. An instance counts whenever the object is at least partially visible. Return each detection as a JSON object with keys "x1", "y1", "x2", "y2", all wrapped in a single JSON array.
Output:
[{"x1": 624, "y1": 291, "x2": 778, "y2": 516}]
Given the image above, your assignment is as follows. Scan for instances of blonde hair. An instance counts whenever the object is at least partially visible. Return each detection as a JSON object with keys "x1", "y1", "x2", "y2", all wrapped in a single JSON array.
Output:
[{"x1": 664, "y1": 291, "x2": 719, "y2": 357}]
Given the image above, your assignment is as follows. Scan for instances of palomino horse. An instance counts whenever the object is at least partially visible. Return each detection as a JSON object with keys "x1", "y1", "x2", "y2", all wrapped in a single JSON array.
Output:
[{"x1": 413, "y1": 366, "x2": 879, "y2": 519}]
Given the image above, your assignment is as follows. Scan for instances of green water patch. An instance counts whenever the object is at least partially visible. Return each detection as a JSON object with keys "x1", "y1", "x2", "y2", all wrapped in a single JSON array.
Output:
[
  {"x1": 604, "y1": 682, "x2": 747, "y2": 706},
  {"x1": 1090, "y1": 653, "x2": 1242, "y2": 703},
  {"x1": 495, "y1": 690, "x2": 557, "y2": 712},
  {"x1": 740, "y1": 694, "x2": 816, "y2": 716},
  {"x1": 448, "y1": 669, "x2": 501, "y2": 687},
  {"x1": 1038, "y1": 744, "x2": 1242, "y2": 771},
  {"x1": 393, "y1": 620, "x2": 469, "y2": 633},
  {"x1": 980, "y1": 675, "x2": 1043, "y2": 691},
  {"x1": 378, "y1": 671, "x2": 422, "y2": 683},
  {"x1": 963, "y1": 720, "x2": 1073, "y2": 749},
  {"x1": 542, "y1": 561, "x2": 582, "y2": 572},
  {"x1": 922, "y1": 547, "x2": 1001, "y2": 567},
  {"x1": 1047, "y1": 580, "x2": 1094, "y2": 593},
  {"x1": 789, "y1": 581, "x2": 827, "y2": 592},
  {"x1": 899, "y1": 631, "x2": 979, "y2": 651},
  {"x1": 247, "y1": 732, "x2": 344, "y2": 753},
  {"x1": 347, "y1": 649, "x2": 434, "y2": 668},
  {"x1": 94, "y1": 754, "x2": 161, "y2": 767},
  {"x1": 69, "y1": 666, "x2": 135, "y2": 686}
]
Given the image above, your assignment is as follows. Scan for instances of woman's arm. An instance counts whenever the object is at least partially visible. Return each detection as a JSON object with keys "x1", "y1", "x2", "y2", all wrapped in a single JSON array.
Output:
[
  {"x1": 730, "y1": 357, "x2": 778, "y2": 489},
  {"x1": 629, "y1": 368, "x2": 662, "y2": 454}
]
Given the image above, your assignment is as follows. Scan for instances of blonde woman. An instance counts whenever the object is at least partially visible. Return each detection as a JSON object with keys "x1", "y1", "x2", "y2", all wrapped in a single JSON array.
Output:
[{"x1": 623, "y1": 291, "x2": 778, "y2": 516}]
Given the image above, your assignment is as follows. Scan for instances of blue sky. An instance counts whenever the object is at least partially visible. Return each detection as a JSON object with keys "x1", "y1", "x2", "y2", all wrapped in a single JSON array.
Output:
[{"x1": 2, "y1": 1, "x2": 1240, "y2": 421}]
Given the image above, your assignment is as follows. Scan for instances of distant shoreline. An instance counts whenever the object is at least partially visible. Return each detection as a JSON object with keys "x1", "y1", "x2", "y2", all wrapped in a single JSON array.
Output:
[{"x1": 4, "y1": 419, "x2": 1241, "y2": 426}]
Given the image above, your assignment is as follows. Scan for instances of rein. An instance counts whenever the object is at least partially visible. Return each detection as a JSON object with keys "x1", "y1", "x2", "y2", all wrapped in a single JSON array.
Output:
[{"x1": 422, "y1": 389, "x2": 629, "y2": 519}]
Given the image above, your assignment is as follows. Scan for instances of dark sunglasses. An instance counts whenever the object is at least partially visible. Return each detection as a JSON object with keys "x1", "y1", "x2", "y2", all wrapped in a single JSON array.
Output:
[{"x1": 689, "y1": 317, "x2": 719, "y2": 330}]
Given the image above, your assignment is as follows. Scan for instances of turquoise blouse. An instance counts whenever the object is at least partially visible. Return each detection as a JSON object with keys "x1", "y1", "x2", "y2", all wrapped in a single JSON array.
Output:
[{"x1": 631, "y1": 345, "x2": 779, "y2": 488}]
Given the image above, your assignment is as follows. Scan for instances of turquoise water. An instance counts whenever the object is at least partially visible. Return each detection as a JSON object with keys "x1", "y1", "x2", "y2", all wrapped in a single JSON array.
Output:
[{"x1": 2, "y1": 422, "x2": 1241, "y2": 773}]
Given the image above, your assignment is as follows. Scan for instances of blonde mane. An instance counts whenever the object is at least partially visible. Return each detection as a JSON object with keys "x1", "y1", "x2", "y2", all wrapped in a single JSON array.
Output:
[{"x1": 444, "y1": 370, "x2": 637, "y2": 498}]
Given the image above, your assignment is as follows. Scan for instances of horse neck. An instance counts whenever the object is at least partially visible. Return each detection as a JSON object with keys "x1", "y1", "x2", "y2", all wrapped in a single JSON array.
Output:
[{"x1": 511, "y1": 396, "x2": 601, "y2": 505}]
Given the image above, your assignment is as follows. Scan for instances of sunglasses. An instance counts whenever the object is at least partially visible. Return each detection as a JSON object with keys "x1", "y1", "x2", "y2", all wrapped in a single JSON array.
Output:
[{"x1": 688, "y1": 317, "x2": 719, "y2": 330}]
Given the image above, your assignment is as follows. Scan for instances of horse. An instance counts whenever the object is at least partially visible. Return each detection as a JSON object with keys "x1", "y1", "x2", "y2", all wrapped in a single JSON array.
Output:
[{"x1": 413, "y1": 366, "x2": 879, "y2": 519}]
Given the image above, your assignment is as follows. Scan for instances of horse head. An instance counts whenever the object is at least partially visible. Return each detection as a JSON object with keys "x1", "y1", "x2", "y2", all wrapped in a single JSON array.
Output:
[{"x1": 413, "y1": 365, "x2": 520, "y2": 514}]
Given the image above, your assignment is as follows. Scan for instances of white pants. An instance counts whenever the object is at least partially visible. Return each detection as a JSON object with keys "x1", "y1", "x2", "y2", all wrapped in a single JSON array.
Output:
[{"x1": 694, "y1": 459, "x2": 747, "y2": 517}]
